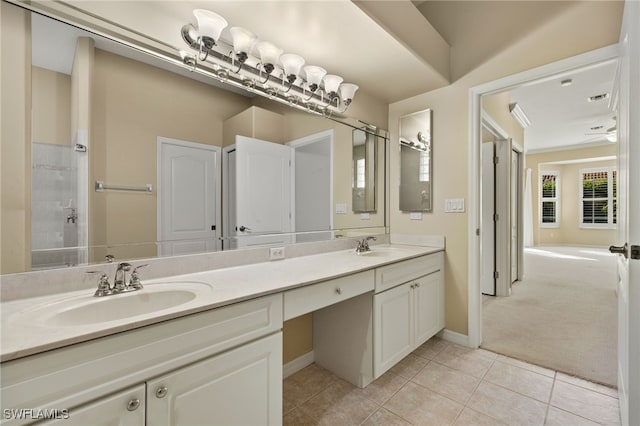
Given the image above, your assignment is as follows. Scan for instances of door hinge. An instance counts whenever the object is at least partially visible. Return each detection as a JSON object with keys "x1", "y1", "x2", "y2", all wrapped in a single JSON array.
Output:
[
  {"x1": 211, "y1": 225, "x2": 216, "y2": 231},
  {"x1": 494, "y1": 213, "x2": 499, "y2": 222},
  {"x1": 631, "y1": 245, "x2": 640, "y2": 260},
  {"x1": 494, "y1": 271, "x2": 499, "y2": 279},
  {"x1": 476, "y1": 228, "x2": 480, "y2": 236},
  {"x1": 493, "y1": 156, "x2": 499, "y2": 164}
]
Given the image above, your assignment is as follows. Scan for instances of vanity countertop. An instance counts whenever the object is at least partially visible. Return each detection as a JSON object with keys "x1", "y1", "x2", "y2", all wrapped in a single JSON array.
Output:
[{"x1": 0, "y1": 244, "x2": 443, "y2": 362}]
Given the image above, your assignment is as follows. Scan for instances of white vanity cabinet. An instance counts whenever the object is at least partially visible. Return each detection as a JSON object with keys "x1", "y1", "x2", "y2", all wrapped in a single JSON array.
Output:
[
  {"x1": 39, "y1": 384, "x2": 146, "y2": 426},
  {"x1": 0, "y1": 294, "x2": 282, "y2": 426},
  {"x1": 313, "y1": 251, "x2": 444, "y2": 387},
  {"x1": 373, "y1": 263, "x2": 444, "y2": 376}
]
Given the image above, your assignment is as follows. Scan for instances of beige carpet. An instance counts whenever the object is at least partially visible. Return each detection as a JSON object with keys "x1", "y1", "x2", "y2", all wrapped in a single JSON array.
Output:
[{"x1": 482, "y1": 246, "x2": 618, "y2": 387}]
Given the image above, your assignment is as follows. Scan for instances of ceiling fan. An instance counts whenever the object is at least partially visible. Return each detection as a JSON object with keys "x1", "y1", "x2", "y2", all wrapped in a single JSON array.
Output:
[{"x1": 584, "y1": 117, "x2": 617, "y2": 142}]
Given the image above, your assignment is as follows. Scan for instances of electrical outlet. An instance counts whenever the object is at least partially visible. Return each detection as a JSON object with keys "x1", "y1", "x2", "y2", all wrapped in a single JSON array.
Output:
[{"x1": 269, "y1": 247, "x2": 285, "y2": 260}]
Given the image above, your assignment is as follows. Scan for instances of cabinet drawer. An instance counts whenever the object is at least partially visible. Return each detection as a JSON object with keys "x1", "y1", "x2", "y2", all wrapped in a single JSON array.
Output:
[
  {"x1": 284, "y1": 271, "x2": 374, "y2": 320},
  {"x1": 375, "y1": 252, "x2": 443, "y2": 293}
]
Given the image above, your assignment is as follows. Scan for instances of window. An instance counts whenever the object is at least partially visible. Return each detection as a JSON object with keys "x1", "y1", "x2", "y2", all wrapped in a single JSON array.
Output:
[
  {"x1": 419, "y1": 150, "x2": 430, "y2": 182},
  {"x1": 580, "y1": 167, "x2": 617, "y2": 228},
  {"x1": 356, "y1": 158, "x2": 366, "y2": 188},
  {"x1": 540, "y1": 172, "x2": 559, "y2": 227}
]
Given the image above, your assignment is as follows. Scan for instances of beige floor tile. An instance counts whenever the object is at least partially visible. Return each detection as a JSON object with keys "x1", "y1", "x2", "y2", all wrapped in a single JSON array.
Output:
[
  {"x1": 544, "y1": 406, "x2": 601, "y2": 426},
  {"x1": 411, "y1": 361, "x2": 481, "y2": 404},
  {"x1": 298, "y1": 379, "x2": 379, "y2": 426},
  {"x1": 389, "y1": 353, "x2": 429, "y2": 379},
  {"x1": 413, "y1": 336, "x2": 450, "y2": 360},
  {"x1": 283, "y1": 407, "x2": 318, "y2": 426},
  {"x1": 384, "y1": 381, "x2": 463, "y2": 425},
  {"x1": 550, "y1": 380, "x2": 620, "y2": 425},
  {"x1": 484, "y1": 360, "x2": 554, "y2": 402},
  {"x1": 555, "y1": 372, "x2": 618, "y2": 398},
  {"x1": 433, "y1": 344, "x2": 496, "y2": 378},
  {"x1": 454, "y1": 407, "x2": 507, "y2": 426},
  {"x1": 361, "y1": 408, "x2": 412, "y2": 426},
  {"x1": 467, "y1": 381, "x2": 548, "y2": 425},
  {"x1": 495, "y1": 354, "x2": 556, "y2": 378},
  {"x1": 359, "y1": 370, "x2": 409, "y2": 405},
  {"x1": 283, "y1": 364, "x2": 338, "y2": 410}
]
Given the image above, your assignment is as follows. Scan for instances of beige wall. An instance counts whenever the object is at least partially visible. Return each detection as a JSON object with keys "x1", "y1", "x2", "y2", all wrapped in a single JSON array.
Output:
[
  {"x1": 389, "y1": 1, "x2": 622, "y2": 335},
  {"x1": 528, "y1": 144, "x2": 617, "y2": 246},
  {"x1": 90, "y1": 49, "x2": 251, "y2": 261},
  {"x1": 481, "y1": 91, "x2": 525, "y2": 148},
  {"x1": 32, "y1": 67, "x2": 71, "y2": 145},
  {"x1": 1, "y1": 2, "x2": 32, "y2": 274}
]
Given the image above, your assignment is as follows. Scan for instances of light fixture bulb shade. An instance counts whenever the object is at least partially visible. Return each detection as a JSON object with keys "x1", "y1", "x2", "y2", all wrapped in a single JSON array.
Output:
[
  {"x1": 230, "y1": 27, "x2": 256, "y2": 55},
  {"x1": 193, "y1": 9, "x2": 228, "y2": 42},
  {"x1": 339, "y1": 83, "x2": 359, "y2": 101},
  {"x1": 280, "y1": 53, "x2": 305, "y2": 78},
  {"x1": 323, "y1": 74, "x2": 343, "y2": 94},
  {"x1": 256, "y1": 41, "x2": 283, "y2": 67},
  {"x1": 304, "y1": 65, "x2": 327, "y2": 87}
]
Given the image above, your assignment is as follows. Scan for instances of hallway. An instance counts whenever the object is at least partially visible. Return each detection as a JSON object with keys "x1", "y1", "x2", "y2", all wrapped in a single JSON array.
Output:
[{"x1": 482, "y1": 246, "x2": 618, "y2": 387}]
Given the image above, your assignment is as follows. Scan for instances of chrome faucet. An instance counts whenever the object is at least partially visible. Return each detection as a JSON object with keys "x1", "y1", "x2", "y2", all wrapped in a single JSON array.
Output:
[
  {"x1": 355, "y1": 236, "x2": 376, "y2": 254},
  {"x1": 87, "y1": 263, "x2": 148, "y2": 297}
]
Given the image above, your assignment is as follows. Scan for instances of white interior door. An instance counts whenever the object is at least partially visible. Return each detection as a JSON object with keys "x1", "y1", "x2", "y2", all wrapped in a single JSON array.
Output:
[
  {"x1": 511, "y1": 149, "x2": 520, "y2": 283},
  {"x1": 495, "y1": 139, "x2": 512, "y2": 296},
  {"x1": 615, "y1": 3, "x2": 639, "y2": 424},
  {"x1": 157, "y1": 137, "x2": 219, "y2": 256},
  {"x1": 481, "y1": 142, "x2": 496, "y2": 296},
  {"x1": 234, "y1": 135, "x2": 293, "y2": 247}
]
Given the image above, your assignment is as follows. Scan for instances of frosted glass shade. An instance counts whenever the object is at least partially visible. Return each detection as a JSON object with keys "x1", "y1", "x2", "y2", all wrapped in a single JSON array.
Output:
[
  {"x1": 323, "y1": 74, "x2": 343, "y2": 94},
  {"x1": 193, "y1": 9, "x2": 227, "y2": 43},
  {"x1": 280, "y1": 54, "x2": 305, "y2": 78},
  {"x1": 303, "y1": 65, "x2": 326, "y2": 89},
  {"x1": 230, "y1": 27, "x2": 256, "y2": 55},
  {"x1": 256, "y1": 41, "x2": 283, "y2": 67},
  {"x1": 339, "y1": 83, "x2": 359, "y2": 102}
]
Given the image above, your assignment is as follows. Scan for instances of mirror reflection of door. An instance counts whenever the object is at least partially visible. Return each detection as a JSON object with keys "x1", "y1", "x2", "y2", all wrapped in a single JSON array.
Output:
[
  {"x1": 352, "y1": 128, "x2": 377, "y2": 213},
  {"x1": 157, "y1": 137, "x2": 219, "y2": 257},
  {"x1": 225, "y1": 136, "x2": 294, "y2": 249}
]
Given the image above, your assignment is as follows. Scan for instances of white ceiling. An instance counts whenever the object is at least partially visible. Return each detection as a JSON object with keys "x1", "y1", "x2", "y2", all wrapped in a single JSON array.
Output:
[
  {"x1": 510, "y1": 61, "x2": 618, "y2": 153},
  {"x1": 60, "y1": 0, "x2": 451, "y2": 103}
]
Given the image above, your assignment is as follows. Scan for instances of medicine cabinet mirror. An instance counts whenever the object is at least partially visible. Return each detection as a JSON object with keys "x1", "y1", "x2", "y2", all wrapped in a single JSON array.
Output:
[
  {"x1": 352, "y1": 128, "x2": 377, "y2": 213},
  {"x1": 399, "y1": 109, "x2": 433, "y2": 212}
]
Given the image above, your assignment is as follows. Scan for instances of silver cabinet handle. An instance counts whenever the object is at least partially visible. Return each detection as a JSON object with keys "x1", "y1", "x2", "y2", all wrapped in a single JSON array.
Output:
[
  {"x1": 156, "y1": 386, "x2": 168, "y2": 398},
  {"x1": 127, "y1": 399, "x2": 140, "y2": 411},
  {"x1": 335, "y1": 287, "x2": 343, "y2": 295}
]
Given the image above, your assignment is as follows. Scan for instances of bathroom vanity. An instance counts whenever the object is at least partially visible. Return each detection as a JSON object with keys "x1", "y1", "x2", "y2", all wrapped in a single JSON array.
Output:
[{"x1": 0, "y1": 244, "x2": 444, "y2": 426}]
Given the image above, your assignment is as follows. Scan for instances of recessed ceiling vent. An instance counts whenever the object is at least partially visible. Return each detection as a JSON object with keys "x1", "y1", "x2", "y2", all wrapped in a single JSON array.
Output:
[{"x1": 587, "y1": 93, "x2": 610, "y2": 102}]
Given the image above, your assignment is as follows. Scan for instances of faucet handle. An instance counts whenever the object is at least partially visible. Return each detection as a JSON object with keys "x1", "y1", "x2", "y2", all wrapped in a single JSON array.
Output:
[
  {"x1": 87, "y1": 271, "x2": 112, "y2": 297},
  {"x1": 128, "y1": 264, "x2": 148, "y2": 290}
]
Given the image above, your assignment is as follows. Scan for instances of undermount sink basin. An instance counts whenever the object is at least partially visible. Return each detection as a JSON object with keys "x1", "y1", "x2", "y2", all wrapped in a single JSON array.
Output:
[{"x1": 28, "y1": 281, "x2": 213, "y2": 327}]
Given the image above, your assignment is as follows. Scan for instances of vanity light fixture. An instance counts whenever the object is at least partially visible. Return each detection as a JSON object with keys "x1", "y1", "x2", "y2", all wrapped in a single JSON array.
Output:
[
  {"x1": 179, "y1": 9, "x2": 359, "y2": 115},
  {"x1": 509, "y1": 102, "x2": 531, "y2": 129}
]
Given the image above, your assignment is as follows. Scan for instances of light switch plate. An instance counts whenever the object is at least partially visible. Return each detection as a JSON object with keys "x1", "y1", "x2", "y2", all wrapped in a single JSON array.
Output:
[
  {"x1": 335, "y1": 203, "x2": 347, "y2": 214},
  {"x1": 445, "y1": 198, "x2": 465, "y2": 213}
]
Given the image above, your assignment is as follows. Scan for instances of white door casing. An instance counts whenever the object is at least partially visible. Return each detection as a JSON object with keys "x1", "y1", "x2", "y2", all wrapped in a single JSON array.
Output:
[
  {"x1": 615, "y1": 2, "x2": 639, "y2": 424},
  {"x1": 468, "y1": 45, "x2": 620, "y2": 348},
  {"x1": 157, "y1": 137, "x2": 219, "y2": 256},
  {"x1": 511, "y1": 149, "x2": 520, "y2": 283},
  {"x1": 494, "y1": 139, "x2": 512, "y2": 296}
]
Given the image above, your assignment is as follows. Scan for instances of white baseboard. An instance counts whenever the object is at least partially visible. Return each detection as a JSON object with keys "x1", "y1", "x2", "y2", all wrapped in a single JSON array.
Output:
[
  {"x1": 283, "y1": 351, "x2": 314, "y2": 379},
  {"x1": 438, "y1": 329, "x2": 471, "y2": 347}
]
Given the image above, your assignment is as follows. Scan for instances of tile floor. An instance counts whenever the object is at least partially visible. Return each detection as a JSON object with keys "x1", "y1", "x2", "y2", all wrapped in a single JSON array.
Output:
[{"x1": 283, "y1": 337, "x2": 620, "y2": 426}]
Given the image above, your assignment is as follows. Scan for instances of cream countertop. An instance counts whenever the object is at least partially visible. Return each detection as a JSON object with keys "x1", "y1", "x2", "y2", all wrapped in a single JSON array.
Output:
[{"x1": 1, "y1": 244, "x2": 443, "y2": 362}]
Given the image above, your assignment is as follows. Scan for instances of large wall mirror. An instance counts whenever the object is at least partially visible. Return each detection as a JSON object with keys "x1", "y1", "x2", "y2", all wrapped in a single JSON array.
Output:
[
  {"x1": 1, "y1": 2, "x2": 388, "y2": 274},
  {"x1": 399, "y1": 109, "x2": 433, "y2": 212}
]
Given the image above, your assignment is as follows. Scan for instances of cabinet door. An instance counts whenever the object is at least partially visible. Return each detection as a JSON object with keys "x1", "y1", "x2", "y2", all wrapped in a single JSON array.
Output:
[
  {"x1": 40, "y1": 384, "x2": 145, "y2": 426},
  {"x1": 147, "y1": 332, "x2": 282, "y2": 426},
  {"x1": 414, "y1": 271, "x2": 445, "y2": 347},
  {"x1": 374, "y1": 283, "x2": 413, "y2": 377}
]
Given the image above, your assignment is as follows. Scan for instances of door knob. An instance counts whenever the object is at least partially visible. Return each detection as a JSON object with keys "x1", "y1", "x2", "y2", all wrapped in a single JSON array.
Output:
[
  {"x1": 609, "y1": 243, "x2": 628, "y2": 258},
  {"x1": 127, "y1": 399, "x2": 140, "y2": 411},
  {"x1": 238, "y1": 225, "x2": 251, "y2": 232},
  {"x1": 156, "y1": 386, "x2": 168, "y2": 398}
]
